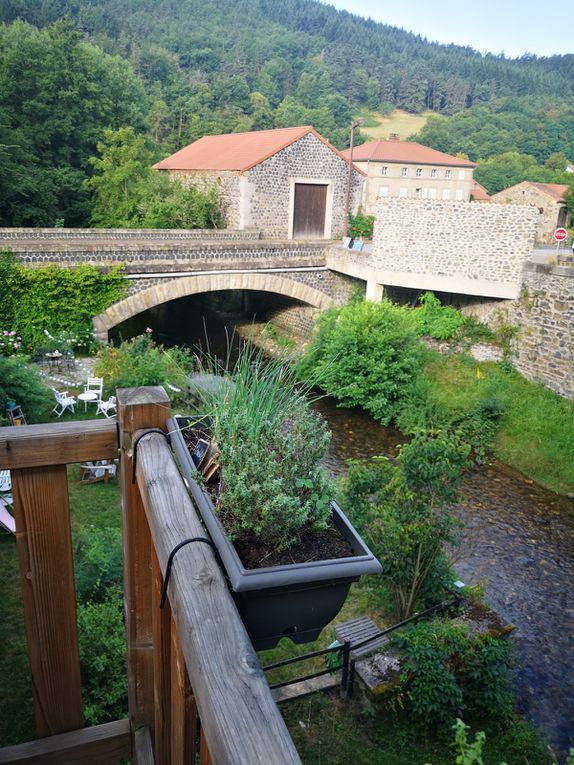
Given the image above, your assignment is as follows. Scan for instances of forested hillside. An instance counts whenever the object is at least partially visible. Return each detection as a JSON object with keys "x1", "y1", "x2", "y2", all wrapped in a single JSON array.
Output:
[{"x1": 1, "y1": 0, "x2": 573, "y2": 225}]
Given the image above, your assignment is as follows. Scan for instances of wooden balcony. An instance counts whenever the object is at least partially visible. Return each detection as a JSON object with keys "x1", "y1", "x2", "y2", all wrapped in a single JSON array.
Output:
[{"x1": 0, "y1": 387, "x2": 301, "y2": 764}]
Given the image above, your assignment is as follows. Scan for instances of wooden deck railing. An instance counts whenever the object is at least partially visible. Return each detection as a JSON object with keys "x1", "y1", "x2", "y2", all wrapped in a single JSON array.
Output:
[{"x1": 0, "y1": 386, "x2": 301, "y2": 765}]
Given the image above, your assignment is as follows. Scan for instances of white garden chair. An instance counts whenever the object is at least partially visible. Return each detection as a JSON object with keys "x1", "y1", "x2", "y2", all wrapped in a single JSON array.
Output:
[
  {"x1": 95, "y1": 395, "x2": 117, "y2": 418},
  {"x1": 51, "y1": 387, "x2": 76, "y2": 417}
]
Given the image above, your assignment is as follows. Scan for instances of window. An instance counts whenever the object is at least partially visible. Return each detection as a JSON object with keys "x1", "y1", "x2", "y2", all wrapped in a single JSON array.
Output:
[
  {"x1": 416, "y1": 168, "x2": 422, "y2": 177},
  {"x1": 401, "y1": 167, "x2": 408, "y2": 177},
  {"x1": 442, "y1": 189, "x2": 451, "y2": 200},
  {"x1": 458, "y1": 170, "x2": 465, "y2": 180},
  {"x1": 428, "y1": 188, "x2": 437, "y2": 199},
  {"x1": 381, "y1": 166, "x2": 388, "y2": 176},
  {"x1": 456, "y1": 189, "x2": 464, "y2": 200},
  {"x1": 415, "y1": 187, "x2": 422, "y2": 198},
  {"x1": 430, "y1": 169, "x2": 437, "y2": 178},
  {"x1": 445, "y1": 170, "x2": 451, "y2": 179},
  {"x1": 399, "y1": 187, "x2": 408, "y2": 198},
  {"x1": 378, "y1": 185, "x2": 389, "y2": 197}
]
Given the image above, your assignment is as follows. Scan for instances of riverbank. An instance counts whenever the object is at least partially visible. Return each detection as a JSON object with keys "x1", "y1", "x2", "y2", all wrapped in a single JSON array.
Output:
[{"x1": 236, "y1": 320, "x2": 574, "y2": 498}]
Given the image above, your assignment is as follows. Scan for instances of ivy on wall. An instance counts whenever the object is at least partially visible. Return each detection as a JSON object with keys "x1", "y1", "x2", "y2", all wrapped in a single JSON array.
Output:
[{"x1": 0, "y1": 251, "x2": 127, "y2": 352}]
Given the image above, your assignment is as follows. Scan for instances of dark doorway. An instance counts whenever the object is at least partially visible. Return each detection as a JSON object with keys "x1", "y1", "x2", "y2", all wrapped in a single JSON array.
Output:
[{"x1": 292, "y1": 183, "x2": 328, "y2": 239}]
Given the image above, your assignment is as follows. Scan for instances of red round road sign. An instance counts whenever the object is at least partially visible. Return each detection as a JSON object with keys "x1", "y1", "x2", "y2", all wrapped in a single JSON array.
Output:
[{"x1": 554, "y1": 227, "x2": 568, "y2": 241}]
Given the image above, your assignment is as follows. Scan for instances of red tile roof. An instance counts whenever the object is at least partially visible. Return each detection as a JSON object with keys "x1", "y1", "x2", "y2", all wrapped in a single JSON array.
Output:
[
  {"x1": 342, "y1": 138, "x2": 477, "y2": 168},
  {"x1": 471, "y1": 180, "x2": 490, "y2": 200},
  {"x1": 153, "y1": 126, "x2": 362, "y2": 173},
  {"x1": 527, "y1": 182, "x2": 569, "y2": 201}
]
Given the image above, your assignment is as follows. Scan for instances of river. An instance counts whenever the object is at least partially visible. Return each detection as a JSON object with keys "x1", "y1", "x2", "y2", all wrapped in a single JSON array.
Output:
[{"x1": 112, "y1": 298, "x2": 574, "y2": 755}]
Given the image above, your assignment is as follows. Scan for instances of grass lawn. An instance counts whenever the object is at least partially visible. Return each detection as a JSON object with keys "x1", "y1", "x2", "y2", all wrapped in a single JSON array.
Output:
[
  {"x1": 421, "y1": 350, "x2": 574, "y2": 495},
  {"x1": 357, "y1": 108, "x2": 433, "y2": 140}
]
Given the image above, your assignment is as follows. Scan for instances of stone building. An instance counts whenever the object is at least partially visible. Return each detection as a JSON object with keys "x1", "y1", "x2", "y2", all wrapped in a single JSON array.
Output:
[
  {"x1": 340, "y1": 134, "x2": 476, "y2": 213},
  {"x1": 489, "y1": 181, "x2": 571, "y2": 244},
  {"x1": 153, "y1": 126, "x2": 364, "y2": 240}
]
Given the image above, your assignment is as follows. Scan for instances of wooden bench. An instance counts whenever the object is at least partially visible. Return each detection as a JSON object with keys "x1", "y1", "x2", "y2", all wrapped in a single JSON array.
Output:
[{"x1": 334, "y1": 616, "x2": 389, "y2": 659}]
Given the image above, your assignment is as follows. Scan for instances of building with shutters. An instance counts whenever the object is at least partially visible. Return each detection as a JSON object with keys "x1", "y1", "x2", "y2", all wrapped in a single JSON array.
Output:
[
  {"x1": 153, "y1": 126, "x2": 364, "y2": 240},
  {"x1": 341, "y1": 134, "x2": 476, "y2": 213}
]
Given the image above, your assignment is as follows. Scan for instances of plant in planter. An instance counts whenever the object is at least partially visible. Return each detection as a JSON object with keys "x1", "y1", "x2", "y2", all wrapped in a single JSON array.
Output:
[{"x1": 169, "y1": 343, "x2": 381, "y2": 649}]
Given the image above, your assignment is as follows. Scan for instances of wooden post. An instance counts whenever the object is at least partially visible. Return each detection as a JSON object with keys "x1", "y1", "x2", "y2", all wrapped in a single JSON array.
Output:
[
  {"x1": 152, "y1": 548, "x2": 172, "y2": 765},
  {"x1": 134, "y1": 429, "x2": 302, "y2": 764},
  {"x1": 170, "y1": 618, "x2": 196, "y2": 765},
  {"x1": 117, "y1": 387, "x2": 171, "y2": 744},
  {"x1": 12, "y1": 465, "x2": 84, "y2": 736}
]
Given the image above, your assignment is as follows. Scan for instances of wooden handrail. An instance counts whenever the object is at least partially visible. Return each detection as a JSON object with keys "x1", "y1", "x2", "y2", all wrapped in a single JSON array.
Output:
[
  {"x1": 0, "y1": 419, "x2": 117, "y2": 469},
  {"x1": 119, "y1": 390, "x2": 301, "y2": 764}
]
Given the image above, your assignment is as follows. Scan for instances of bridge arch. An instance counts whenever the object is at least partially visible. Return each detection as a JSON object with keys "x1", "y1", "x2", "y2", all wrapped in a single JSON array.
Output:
[{"x1": 93, "y1": 271, "x2": 334, "y2": 340}]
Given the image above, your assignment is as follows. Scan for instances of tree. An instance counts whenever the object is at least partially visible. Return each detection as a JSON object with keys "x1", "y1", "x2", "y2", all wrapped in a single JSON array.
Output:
[
  {"x1": 344, "y1": 432, "x2": 470, "y2": 618},
  {"x1": 298, "y1": 299, "x2": 422, "y2": 425},
  {"x1": 86, "y1": 127, "x2": 224, "y2": 229},
  {"x1": 86, "y1": 128, "x2": 156, "y2": 227}
]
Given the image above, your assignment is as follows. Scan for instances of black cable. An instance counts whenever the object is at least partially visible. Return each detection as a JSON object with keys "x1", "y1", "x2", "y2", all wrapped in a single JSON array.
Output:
[
  {"x1": 160, "y1": 537, "x2": 216, "y2": 609},
  {"x1": 131, "y1": 428, "x2": 171, "y2": 483}
]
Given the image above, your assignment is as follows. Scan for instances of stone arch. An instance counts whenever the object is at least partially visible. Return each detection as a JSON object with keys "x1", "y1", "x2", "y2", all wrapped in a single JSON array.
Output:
[{"x1": 93, "y1": 271, "x2": 334, "y2": 340}]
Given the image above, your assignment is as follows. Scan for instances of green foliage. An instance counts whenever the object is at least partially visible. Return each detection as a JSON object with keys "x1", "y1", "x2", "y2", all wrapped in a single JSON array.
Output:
[
  {"x1": 77, "y1": 593, "x2": 128, "y2": 726},
  {"x1": 0, "y1": 19, "x2": 147, "y2": 226},
  {"x1": 94, "y1": 331, "x2": 193, "y2": 401},
  {"x1": 0, "y1": 252, "x2": 127, "y2": 353},
  {"x1": 74, "y1": 527, "x2": 123, "y2": 604},
  {"x1": 192, "y1": 342, "x2": 333, "y2": 551},
  {"x1": 343, "y1": 432, "x2": 469, "y2": 618},
  {"x1": 412, "y1": 292, "x2": 465, "y2": 341},
  {"x1": 0, "y1": 356, "x2": 49, "y2": 423},
  {"x1": 453, "y1": 719, "x2": 489, "y2": 765},
  {"x1": 396, "y1": 376, "x2": 504, "y2": 465},
  {"x1": 87, "y1": 127, "x2": 224, "y2": 228},
  {"x1": 298, "y1": 300, "x2": 422, "y2": 425},
  {"x1": 348, "y1": 209, "x2": 375, "y2": 240},
  {"x1": 392, "y1": 620, "x2": 512, "y2": 732}
]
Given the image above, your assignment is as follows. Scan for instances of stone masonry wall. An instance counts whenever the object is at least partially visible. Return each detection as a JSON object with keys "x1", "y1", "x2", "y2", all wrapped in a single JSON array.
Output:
[
  {"x1": 504, "y1": 263, "x2": 574, "y2": 398},
  {"x1": 7, "y1": 241, "x2": 328, "y2": 270},
  {"x1": 126, "y1": 267, "x2": 352, "y2": 306},
  {"x1": 247, "y1": 132, "x2": 363, "y2": 238},
  {"x1": 0, "y1": 227, "x2": 259, "y2": 242},
  {"x1": 371, "y1": 198, "x2": 538, "y2": 295}
]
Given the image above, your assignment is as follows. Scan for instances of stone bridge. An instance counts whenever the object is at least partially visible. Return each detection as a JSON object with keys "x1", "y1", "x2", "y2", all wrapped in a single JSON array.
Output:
[{"x1": 0, "y1": 228, "x2": 356, "y2": 340}]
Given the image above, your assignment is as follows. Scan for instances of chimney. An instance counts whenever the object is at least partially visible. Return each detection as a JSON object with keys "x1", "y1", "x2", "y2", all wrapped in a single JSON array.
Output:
[{"x1": 388, "y1": 133, "x2": 400, "y2": 141}]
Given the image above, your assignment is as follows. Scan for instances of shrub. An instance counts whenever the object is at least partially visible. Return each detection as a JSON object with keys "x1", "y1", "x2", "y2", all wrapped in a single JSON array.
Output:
[
  {"x1": 348, "y1": 209, "x2": 375, "y2": 239},
  {"x1": 0, "y1": 330, "x2": 23, "y2": 356},
  {"x1": 298, "y1": 299, "x2": 422, "y2": 425},
  {"x1": 192, "y1": 342, "x2": 333, "y2": 551},
  {"x1": 391, "y1": 619, "x2": 513, "y2": 732},
  {"x1": 94, "y1": 331, "x2": 193, "y2": 401},
  {"x1": 77, "y1": 593, "x2": 127, "y2": 726},
  {"x1": 0, "y1": 356, "x2": 49, "y2": 423},
  {"x1": 412, "y1": 291, "x2": 465, "y2": 340},
  {"x1": 343, "y1": 432, "x2": 469, "y2": 618},
  {"x1": 74, "y1": 526, "x2": 123, "y2": 604},
  {"x1": 0, "y1": 252, "x2": 127, "y2": 353}
]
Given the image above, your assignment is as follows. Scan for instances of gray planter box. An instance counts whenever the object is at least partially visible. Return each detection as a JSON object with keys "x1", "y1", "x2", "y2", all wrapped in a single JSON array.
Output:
[{"x1": 168, "y1": 415, "x2": 382, "y2": 650}]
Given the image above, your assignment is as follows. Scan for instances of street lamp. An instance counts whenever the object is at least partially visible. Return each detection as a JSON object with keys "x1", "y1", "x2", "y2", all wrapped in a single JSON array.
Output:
[{"x1": 345, "y1": 117, "x2": 365, "y2": 240}]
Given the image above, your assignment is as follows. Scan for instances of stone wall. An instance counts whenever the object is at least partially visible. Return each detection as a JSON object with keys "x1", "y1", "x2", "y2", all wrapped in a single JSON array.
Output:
[
  {"x1": 371, "y1": 198, "x2": 538, "y2": 299},
  {"x1": 504, "y1": 263, "x2": 574, "y2": 398},
  {"x1": 0, "y1": 227, "x2": 259, "y2": 242},
  {"x1": 8, "y1": 241, "x2": 329, "y2": 270},
  {"x1": 247, "y1": 132, "x2": 363, "y2": 238}
]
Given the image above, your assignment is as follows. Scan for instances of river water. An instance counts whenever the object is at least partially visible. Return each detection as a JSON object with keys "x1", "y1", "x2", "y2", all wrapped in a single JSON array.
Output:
[{"x1": 113, "y1": 299, "x2": 574, "y2": 755}]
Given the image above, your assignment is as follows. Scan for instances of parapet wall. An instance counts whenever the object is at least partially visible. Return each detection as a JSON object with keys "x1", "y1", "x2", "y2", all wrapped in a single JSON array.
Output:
[
  {"x1": 508, "y1": 263, "x2": 574, "y2": 399},
  {"x1": 371, "y1": 198, "x2": 538, "y2": 299}
]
